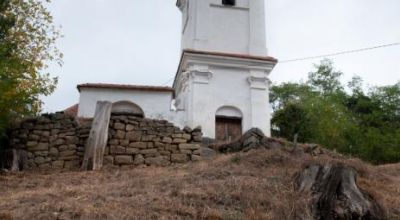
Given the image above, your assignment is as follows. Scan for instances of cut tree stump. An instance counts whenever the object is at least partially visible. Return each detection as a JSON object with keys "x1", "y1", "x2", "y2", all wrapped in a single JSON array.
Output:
[
  {"x1": 295, "y1": 163, "x2": 387, "y2": 220},
  {"x1": 81, "y1": 101, "x2": 112, "y2": 171}
]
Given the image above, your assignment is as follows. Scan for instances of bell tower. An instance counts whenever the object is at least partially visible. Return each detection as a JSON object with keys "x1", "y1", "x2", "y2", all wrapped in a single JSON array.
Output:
[
  {"x1": 176, "y1": 0, "x2": 267, "y2": 56},
  {"x1": 174, "y1": 0, "x2": 277, "y2": 140}
]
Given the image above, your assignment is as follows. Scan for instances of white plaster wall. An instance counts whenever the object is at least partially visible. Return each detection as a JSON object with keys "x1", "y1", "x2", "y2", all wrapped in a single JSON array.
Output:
[
  {"x1": 180, "y1": 65, "x2": 271, "y2": 138},
  {"x1": 180, "y1": 0, "x2": 267, "y2": 56},
  {"x1": 77, "y1": 88, "x2": 185, "y2": 126}
]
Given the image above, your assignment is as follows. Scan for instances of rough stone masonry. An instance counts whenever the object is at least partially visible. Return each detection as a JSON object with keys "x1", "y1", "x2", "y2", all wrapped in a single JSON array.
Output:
[{"x1": 3, "y1": 112, "x2": 202, "y2": 170}]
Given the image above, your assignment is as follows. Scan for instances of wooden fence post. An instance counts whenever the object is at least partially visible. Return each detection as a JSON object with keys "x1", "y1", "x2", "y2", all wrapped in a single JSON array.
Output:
[{"x1": 81, "y1": 101, "x2": 112, "y2": 171}]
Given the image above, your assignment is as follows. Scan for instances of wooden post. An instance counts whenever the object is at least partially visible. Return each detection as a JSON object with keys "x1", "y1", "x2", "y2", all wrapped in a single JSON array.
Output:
[
  {"x1": 81, "y1": 101, "x2": 112, "y2": 171},
  {"x1": 10, "y1": 149, "x2": 19, "y2": 172}
]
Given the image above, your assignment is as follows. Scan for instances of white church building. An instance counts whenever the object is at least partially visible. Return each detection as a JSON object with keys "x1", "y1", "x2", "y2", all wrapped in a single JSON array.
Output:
[{"x1": 76, "y1": 0, "x2": 277, "y2": 143}]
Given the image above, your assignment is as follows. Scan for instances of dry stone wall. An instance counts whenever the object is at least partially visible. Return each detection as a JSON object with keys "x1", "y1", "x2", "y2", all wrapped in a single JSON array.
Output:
[
  {"x1": 104, "y1": 115, "x2": 202, "y2": 166},
  {"x1": 5, "y1": 113, "x2": 203, "y2": 170},
  {"x1": 8, "y1": 113, "x2": 83, "y2": 169}
]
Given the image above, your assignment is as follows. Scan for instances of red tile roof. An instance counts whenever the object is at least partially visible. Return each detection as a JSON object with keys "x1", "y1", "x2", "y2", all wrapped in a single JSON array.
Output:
[
  {"x1": 183, "y1": 49, "x2": 278, "y2": 62},
  {"x1": 77, "y1": 83, "x2": 175, "y2": 93},
  {"x1": 63, "y1": 104, "x2": 79, "y2": 118}
]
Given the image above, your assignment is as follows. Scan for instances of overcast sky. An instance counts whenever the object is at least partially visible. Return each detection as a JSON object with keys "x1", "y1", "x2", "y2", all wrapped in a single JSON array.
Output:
[{"x1": 42, "y1": 0, "x2": 400, "y2": 112}]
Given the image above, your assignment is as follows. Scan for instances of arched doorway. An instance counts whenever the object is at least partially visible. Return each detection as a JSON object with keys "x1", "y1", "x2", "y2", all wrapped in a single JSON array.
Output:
[
  {"x1": 112, "y1": 101, "x2": 144, "y2": 118},
  {"x1": 215, "y1": 106, "x2": 242, "y2": 144}
]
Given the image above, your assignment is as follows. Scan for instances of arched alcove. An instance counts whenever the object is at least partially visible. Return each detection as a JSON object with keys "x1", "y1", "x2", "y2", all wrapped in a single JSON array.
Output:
[
  {"x1": 215, "y1": 106, "x2": 243, "y2": 144},
  {"x1": 112, "y1": 101, "x2": 144, "y2": 118}
]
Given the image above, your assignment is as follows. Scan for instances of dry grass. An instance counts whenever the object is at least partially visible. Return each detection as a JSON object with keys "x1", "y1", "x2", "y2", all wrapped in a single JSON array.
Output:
[{"x1": 0, "y1": 149, "x2": 399, "y2": 220}]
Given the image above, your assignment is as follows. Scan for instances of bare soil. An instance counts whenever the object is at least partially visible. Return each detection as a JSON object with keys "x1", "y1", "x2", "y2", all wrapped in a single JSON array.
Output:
[{"x1": 0, "y1": 149, "x2": 399, "y2": 220}]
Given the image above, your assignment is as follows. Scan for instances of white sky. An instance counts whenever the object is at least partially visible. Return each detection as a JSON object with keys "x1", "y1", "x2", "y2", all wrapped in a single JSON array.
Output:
[{"x1": 42, "y1": 0, "x2": 400, "y2": 112}]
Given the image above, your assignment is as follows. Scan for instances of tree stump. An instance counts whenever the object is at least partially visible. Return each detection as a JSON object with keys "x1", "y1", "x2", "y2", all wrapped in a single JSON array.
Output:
[
  {"x1": 81, "y1": 101, "x2": 112, "y2": 171},
  {"x1": 294, "y1": 163, "x2": 387, "y2": 220}
]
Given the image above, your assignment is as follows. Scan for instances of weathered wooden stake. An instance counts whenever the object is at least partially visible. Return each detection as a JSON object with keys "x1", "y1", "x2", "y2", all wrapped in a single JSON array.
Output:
[
  {"x1": 11, "y1": 149, "x2": 19, "y2": 172},
  {"x1": 81, "y1": 101, "x2": 112, "y2": 171}
]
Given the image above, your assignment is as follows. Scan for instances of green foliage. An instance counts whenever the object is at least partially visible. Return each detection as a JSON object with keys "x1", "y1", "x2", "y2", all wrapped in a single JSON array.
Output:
[
  {"x1": 0, "y1": 0, "x2": 61, "y2": 141},
  {"x1": 271, "y1": 59, "x2": 400, "y2": 164}
]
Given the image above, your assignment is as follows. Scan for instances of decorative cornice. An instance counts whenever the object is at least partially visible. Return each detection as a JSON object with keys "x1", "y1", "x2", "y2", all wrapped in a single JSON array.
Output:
[
  {"x1": 191, "y1": 69, "x2": 213, "y2": 84},
  {"x1": 247, "y1": 76, "x2": 269, "y2": 90}
]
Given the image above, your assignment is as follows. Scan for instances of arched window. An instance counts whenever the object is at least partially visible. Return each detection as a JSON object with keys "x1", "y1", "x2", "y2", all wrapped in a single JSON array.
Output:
[
  {"x1": 111, "y1": 101, "x2": 144, "y2": 118},
  {"x1": 215, "y1": 106, "x2": 242, "y2": 144}
]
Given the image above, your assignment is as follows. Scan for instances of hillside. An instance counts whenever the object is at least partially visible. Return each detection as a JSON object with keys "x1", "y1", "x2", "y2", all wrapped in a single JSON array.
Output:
[{"x1": 0, "y1": 146, "x2": 399, "y2": 220}]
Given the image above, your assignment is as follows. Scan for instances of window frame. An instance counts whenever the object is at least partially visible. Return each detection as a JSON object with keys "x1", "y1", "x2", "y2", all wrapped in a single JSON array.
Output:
[{"x1": 222, "y1": 0, "x2": 236, "y2": 7}]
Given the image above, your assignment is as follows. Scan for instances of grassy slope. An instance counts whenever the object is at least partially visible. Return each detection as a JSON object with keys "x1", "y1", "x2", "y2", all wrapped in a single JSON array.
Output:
[{"x1": 0, "y1": 148, "x2": 399, "y2": 220}]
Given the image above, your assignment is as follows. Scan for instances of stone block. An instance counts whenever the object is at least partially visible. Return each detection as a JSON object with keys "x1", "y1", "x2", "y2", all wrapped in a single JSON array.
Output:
[
  {"x1": 29, "y1": 142, "x2": 49, "y2": 151},
  {"x1": 154, "y1": 142, "x2": 165, "y2": 149},
  {"x1": 126, "y1": 131, "x2": 142, "y2": 141},
  {"x1": 165, "y1": 144, "x2": 178, "y2": 151},
  {"x1": 140, "y1": 148, "x2": 158, "y2": 155},
  {"x1": 110, "y1": 145, "x2": 125, "y2": 154},
  {"x1": 109, "y1": 139, "x2": 119, "y2": 145},
  {"x1": 34, "y1": 151, "x2": 49, "y2": 157},
  {"x1": 192, "y1": 135, "x2": 202, "y2": 142},
  {"x1": 54, "y1": 138, "x2": 65, "y2": 146},
  {"x1": 65, "y1": 136, "x2": 79, "y2": 144},
  {"x1": 114, "y1": 130, "x2": 126, "y2": 139},
  {"x1": 38, "y1": 163, "x2": 51, "y2": 169},
  {"x1": 126, "y1": 124, "x2": 135, "y2": 131},
  {"x1": 42, "y1": 131, "x2": 50, "y2": 137},
  {"x1": 145, "y1": 156, "x2": 169, "y2": 166},
  {"x1": 120, "y1": 139, "x2": 129, "y2": 146},
  {"x1": 133, "y1": 154, "x2": 145, "y2": 165},
  {"x1": 147, "y1": 142, "x2": 154, "y2": 148},
  {"x1": 191, "y1": 155, "x2": 201, "y2": 161},
  {"x1": 172, "y1": 134, "x2": 182, "y2": 138},
  {"x1": 159, "y1": 150, "x2": 171, "y2": 156},
  {"x1": 26, "y1": 141, "x2": 38, "y2": 147},
  {"x1": 180, "y1": 150, "x2": 192, "y2": 154},
  {"x1": 179, "y1": 143, "x2": 200, "y2": 150},
  {"x1": 114, "y1": 123, "x2": 125, "y2": 130},
  {"x1": 171, "y1": 154, "x2": 189, "y2": 163},
  {"x1": 162, "y1": 137, "x2": 172, "y2": 144},
  {"x1": 126, "y1": 147, "x2": 139, "y2": 155},
  {"x1": 59, "y1": 150, "x2": 76, "y2": 157},
  {"x1": 34, "y1": 156, "x2": 50, "y2": 165},
  {"x1": 183, "y1": 126, "x2": 192, "y2": 133},
  {"x1": 52, "y1": 161, "x2": 64, "y2": 168},
  {"x1": 141, "y1": 135, "x2": 156, "y2": 142},
  {"x1": 59, "y1": 155, "x2": 79, "y2": 161},
  {"x1": 129, "y1": 142, "x2": 147, "y2": 149},
  {"x1": 182, "y1": 134, "x2": 191, "y2": 140},
  {"x1": 172, "y1": 138, "x2": 186, "y2": 144},
  {"x1": 193, "y1": 149, "x2": 202, "y2": 155},
  {"x1": 115, "y1": 155, "x2": 133, "y2": 165},
  {"x1": 64, "y1": 160, "x2": 80, "y2": 168},
  {"x1": 27, "y1": 152, "x2": 34, "y2": 159},
  {"x1": 28, "y1": 134, "x2": 40, "y2": 141},
  {"x1": 104, "y1": 156, "x2": 114, "y2": 165}
]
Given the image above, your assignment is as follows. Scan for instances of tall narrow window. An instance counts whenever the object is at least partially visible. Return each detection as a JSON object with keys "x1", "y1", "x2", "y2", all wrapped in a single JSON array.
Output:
[{"x1": 222, "y1": 0, "x2": 235, "y2": 6}]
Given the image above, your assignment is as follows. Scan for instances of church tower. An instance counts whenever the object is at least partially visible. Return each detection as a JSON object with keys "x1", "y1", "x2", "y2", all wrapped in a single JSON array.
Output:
[
  {"x1": 176, "y1": 0, "x2": 268, "y2": 56},
  {"x1": 174, "y1": 0, "x2": 277, "y2": 142}
]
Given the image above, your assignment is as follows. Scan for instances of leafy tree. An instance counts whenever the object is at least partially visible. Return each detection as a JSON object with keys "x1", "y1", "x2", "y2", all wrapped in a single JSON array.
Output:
[
  {"x1": 271, "y1": 59, "x2": 400, "y2": 164},
  {"x1": 0, "y1": 0, "x2": 61, "y2": 140},
  {"x1": 307, "y1": 59, "x2": 343, "y2": 94}
]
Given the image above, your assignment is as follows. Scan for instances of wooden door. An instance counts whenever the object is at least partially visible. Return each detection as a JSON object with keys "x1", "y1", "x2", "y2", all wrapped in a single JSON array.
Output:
[{"x1": 215, "y1": 117, "x2": 242, "y2": 144}]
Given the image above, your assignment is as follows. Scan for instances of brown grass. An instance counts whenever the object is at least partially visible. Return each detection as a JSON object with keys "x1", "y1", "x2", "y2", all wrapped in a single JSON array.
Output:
[{"x1": 0, "y1": 149, "x2": 399, "y2": 220}]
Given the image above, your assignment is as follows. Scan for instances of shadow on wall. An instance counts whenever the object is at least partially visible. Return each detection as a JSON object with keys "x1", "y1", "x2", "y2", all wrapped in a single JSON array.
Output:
[{"x1": 111, "y1": 101, "x2": 145, "y2": 118}]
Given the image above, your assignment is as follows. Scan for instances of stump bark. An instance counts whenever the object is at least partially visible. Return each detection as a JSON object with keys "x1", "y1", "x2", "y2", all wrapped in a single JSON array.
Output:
[
  {"x1": 295, "y1": 163, "x2": 387, "y2": 220},
  {"x1": 81, "y1": 101, "x2": 112, "y2": 171}
]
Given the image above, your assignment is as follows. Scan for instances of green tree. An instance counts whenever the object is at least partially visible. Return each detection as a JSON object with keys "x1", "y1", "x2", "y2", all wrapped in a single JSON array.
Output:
[
  {"x1": 0, "y1": 0, "x2": 61, "y2": 140},
  {"x1": 270, "y1": 59, "x2": 400, "y2": 164}
]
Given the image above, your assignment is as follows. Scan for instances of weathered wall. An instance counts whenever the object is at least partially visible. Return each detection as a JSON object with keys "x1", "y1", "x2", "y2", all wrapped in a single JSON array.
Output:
[
  {"x1": 6, "y1": 113, "x2": 203, "y2": 170},
  {"x1": 102, "y1": 115, "x2": 202, "y2": 166},
  {"x1": 8, "y1": 113, "x2": 83, "y2": 169}
]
